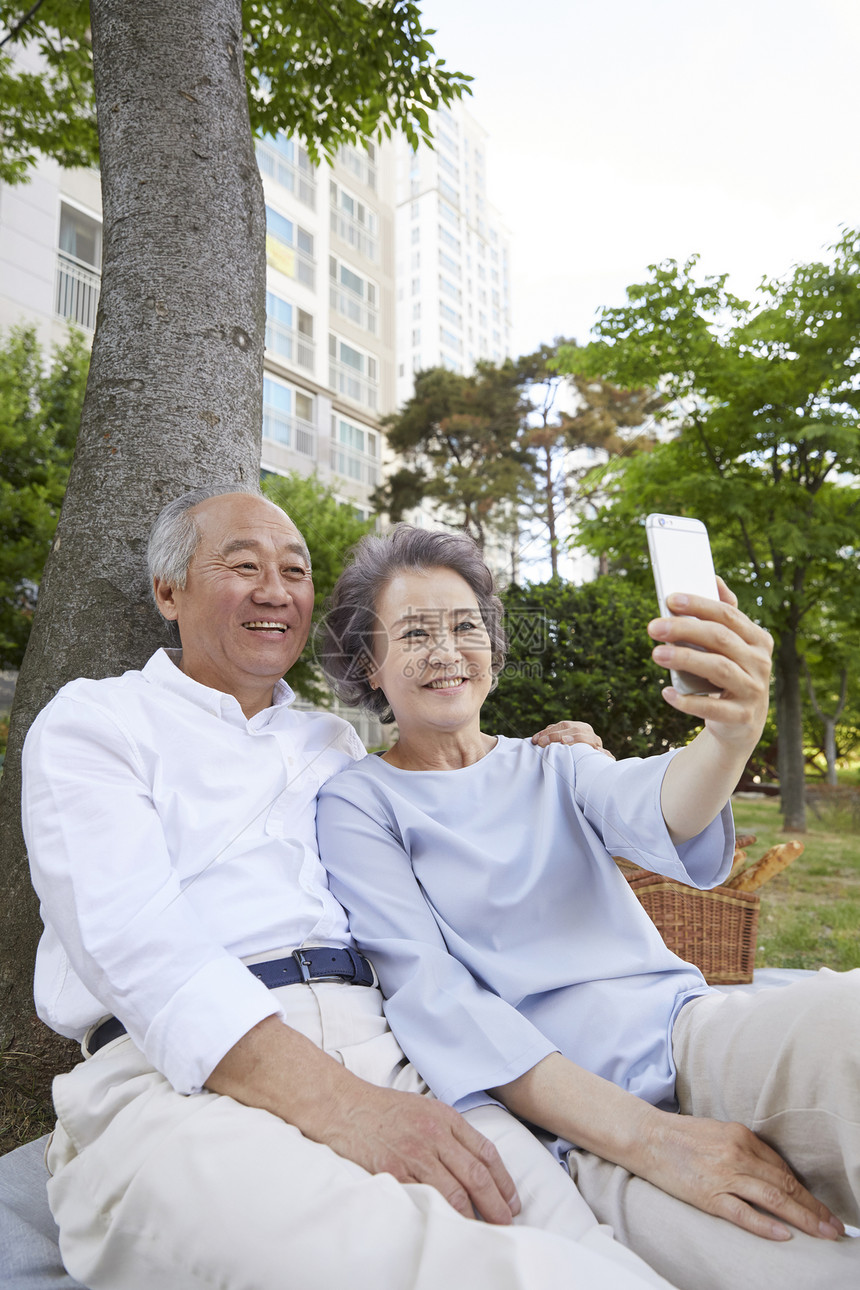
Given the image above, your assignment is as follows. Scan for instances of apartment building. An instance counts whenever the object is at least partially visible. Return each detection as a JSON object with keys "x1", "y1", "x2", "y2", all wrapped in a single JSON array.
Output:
[
  {"x1": 0, "y1": 81, "x2": 515, "y2": 728},
  {"x1": 395, "y1": 101, "x2": 513, "y2": 409},
  {"x1": 0, "y1": 114, "x2": 397, "y2": 743}
]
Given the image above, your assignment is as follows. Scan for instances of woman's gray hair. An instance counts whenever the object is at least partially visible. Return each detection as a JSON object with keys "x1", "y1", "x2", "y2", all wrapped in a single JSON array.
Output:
[
  {"x1": 147, "y1": 482, "x2": 264, "y2": 596},
  {"x1": 318, "y1": 524, "x2": 507, "y2": 724}
]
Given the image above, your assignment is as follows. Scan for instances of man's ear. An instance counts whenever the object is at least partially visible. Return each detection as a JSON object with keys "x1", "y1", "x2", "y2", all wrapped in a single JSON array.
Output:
[{"x1": 153, "y1": 576, "x2": 180, "y2": 622}]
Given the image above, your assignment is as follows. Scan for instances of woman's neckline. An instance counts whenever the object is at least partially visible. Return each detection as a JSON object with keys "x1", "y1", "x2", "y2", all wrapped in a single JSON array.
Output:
[{"x1": 377, "y1": 733, "x2": 502, "y2": 774}]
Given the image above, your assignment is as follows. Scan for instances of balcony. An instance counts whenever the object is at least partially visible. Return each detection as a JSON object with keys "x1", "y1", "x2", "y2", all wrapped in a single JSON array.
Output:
[
  {"x1": 265, "y1": 319, "x2": 315, "y2": 372},
  {"x1": 329, "y1": 359, "x2": 378, "y2": 411},
  {"x1": 329, "y1": 283, "x2": 378, "y2": 335},
  {"x1": 55, "y1": 252, "x2": 100, "y2": 331},
  {"x1": 329, "y1": 209, "x2": 378, "y2": 263},
  {"x1": 330, "y1": 443, "x2": 380, "y2": 488},
  {"x1": 256, "y1": 139, "x2": 316, "y2": 210},
  {"x1": 262, "y1": 408, "x2": 316, "y2": 457},
  {"x1": 265, "y1": 236, "x2": 316, "y2": 290},
  {"x1": 338, "y1": 145, "x2": 376, "y2": 191}
]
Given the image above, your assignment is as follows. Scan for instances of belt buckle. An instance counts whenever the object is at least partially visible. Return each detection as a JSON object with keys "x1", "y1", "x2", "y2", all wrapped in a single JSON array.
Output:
[
  {"x1": 292, "y1": 948, "x2": 345, "y2": 984},
  {"x1": 292, "y1": 949, "x2": 315, "y2": 983}
]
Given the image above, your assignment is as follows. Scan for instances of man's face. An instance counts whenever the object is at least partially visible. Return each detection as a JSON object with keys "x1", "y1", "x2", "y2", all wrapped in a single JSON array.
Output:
[{"x1": 154, "y1": 493, "x2": 315, "y2": 715}]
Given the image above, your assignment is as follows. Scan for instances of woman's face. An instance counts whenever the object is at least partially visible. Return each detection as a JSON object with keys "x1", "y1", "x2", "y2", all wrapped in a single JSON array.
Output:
[{"x1": 369, "y1": 565, "x2": 494, "y2": 737}]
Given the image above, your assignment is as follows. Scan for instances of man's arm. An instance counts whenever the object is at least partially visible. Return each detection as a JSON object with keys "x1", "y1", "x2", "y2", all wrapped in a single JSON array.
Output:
[
  {"x1": 648, "y1": 579, "x2": 773, "y2": 843},
  {"x1": 23, "y1": 693, "x2": 519, "y2": 1224},
  {"x1": 206, "y1": 1014, "x2": 521, "y2": 1224}
]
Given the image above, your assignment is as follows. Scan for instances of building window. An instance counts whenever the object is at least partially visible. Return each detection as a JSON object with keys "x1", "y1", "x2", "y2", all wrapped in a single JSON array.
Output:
[
  {"x1": 329, "y1": 255, "x2": 378, "y2": 334},
  {"x1": 438, "y1": 226, "x2": 461, "y2": 254},
  {"x1": 438, "y1": 198, "x2": 460, "y2": 227},
  {"x1": 438, "y1": 179, "x2": 459, "y2": 207},
  {"x1": 262, "y1": 374, "x2": 316, "y2": 456},
  {"x1": 256, "y1": 134, "x2": 316, "y2": 209},
  {"x1": 439, "y1": 275, "x2": 462, "y2": 304},
  {"x1": 329, "y1": 333, "x2": 379, "y2": 410},
  {"x1": 265, "y1": 291, "x2": 314, "y2": 371},
  {"x1": 56, "y1": 203, "x2": 101, "y2": 331},
  {"x1": 337, "y1": 142, "x2": 377, "y2": 191},
  {"x1": 265, "y1": 206, "x2": 315, "y2": 288},
  {"x1": 330, "y1": 180, "x2": 379, "y2": 262},
  {"x1": 330, "y1": 414, "x2": 380, "y2": 487}
]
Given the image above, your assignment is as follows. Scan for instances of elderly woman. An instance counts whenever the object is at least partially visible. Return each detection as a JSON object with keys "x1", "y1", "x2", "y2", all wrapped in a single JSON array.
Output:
[{"x1": 315, "y1": 526, "x2": 859, "y2": 1290}]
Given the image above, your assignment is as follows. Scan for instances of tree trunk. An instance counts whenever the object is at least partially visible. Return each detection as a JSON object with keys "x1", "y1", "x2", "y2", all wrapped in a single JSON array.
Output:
[
  {"x1": 0, "y1": 0, "x2": 265, "y2": 1091},
  {"x1": 543, "y1": 446, "x2": 558, "y2": 579},
  {"x1": 804, "y1": 663, "x2": 847, "y2": 786},
  {"x1": 774, "y1": 626, "x2": 807, "y2": 832}
]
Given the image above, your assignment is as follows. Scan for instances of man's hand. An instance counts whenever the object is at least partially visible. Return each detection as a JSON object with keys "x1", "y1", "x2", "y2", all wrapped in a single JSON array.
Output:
[
  {"x1": 320, "y1": 1082, "x2": 521, "y2": 1224},
  {"x1": 531, "y1": 720, "x2": 614, "y2": 758},
  {"x1": 207, "y1": 1014, "x2": 520, "y2": 1224},
  {"x1": 636, "y1": 1107, "x2": 845, "y2": 1242}
]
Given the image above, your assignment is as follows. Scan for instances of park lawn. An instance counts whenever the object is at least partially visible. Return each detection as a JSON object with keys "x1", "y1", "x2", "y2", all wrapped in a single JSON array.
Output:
[{"x1": 731, "y1": 794, "x2": 860, "y2": 972}]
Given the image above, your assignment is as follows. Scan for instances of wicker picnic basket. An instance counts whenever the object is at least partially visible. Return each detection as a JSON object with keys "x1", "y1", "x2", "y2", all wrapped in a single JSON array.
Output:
[{"x1": 617, "y1": 861, "x2": 760, "y2": 986}]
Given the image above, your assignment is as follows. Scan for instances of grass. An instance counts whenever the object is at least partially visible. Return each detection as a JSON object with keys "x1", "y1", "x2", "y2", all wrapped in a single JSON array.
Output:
[{"x1": 732, "y1": 791, "x2": 860, "y2": 971}]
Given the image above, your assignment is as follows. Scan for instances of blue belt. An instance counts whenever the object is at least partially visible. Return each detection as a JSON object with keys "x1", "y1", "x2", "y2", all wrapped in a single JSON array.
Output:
[{"x1": 85, "y1": 946, "x2": 374, "y2": 1056}]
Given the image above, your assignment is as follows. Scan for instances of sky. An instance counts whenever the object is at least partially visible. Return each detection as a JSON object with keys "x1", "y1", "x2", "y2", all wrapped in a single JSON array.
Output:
[{"x1": 422, "y1": 0, "x2": 860, "y2": 356}]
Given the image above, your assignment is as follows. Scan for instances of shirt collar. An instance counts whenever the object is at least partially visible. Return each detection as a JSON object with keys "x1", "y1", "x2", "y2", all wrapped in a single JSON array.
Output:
[{"x1": 142, "y1": 648, "x2": 296, "y2": 722}]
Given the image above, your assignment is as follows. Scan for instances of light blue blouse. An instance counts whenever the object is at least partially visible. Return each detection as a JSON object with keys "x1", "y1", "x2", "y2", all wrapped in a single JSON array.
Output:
[{"x1": 316, "y1": 737, "x2": 733, "y2": 1149}]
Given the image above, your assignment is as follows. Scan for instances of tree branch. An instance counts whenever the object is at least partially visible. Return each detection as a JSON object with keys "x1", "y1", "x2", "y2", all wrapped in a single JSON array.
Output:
[{"x1": 0, "y1": 0, "x2": 46, "y2": 48}]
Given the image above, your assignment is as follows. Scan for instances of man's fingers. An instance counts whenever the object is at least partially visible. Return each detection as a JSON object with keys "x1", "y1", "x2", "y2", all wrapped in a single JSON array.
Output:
[
  {"x1": 388, "y1": 1102, "x2": 519, "y2": 1224},
  {"x1": 532, "y1": 721, "x2": 611, "y2": 754},
  {"x1": 452, "y1": 1118, "x2": 522, "y2": 1219}
]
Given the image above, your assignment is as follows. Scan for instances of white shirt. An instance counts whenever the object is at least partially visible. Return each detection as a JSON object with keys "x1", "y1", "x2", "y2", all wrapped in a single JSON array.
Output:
[
  {"x1": 23, "y1": 649, "x2": 364, "y2": 1095},
  {"x1": 317, "y1": 737, "x2": 733, "y2": 1154}
]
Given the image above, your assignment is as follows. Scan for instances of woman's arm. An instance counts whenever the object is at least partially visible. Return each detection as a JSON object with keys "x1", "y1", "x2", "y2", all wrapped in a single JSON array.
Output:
[
  {"x1": 491, "y1": 1053, "x2": 845, "y2": 1243},
  {"x1": 647, "y1": 579, "x2": 773, "y2": 843}
]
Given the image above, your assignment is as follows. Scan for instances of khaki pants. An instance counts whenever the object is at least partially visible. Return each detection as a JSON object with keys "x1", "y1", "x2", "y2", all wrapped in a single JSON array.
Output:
[
  {"x1": 567, "y1": 969, "x2": 860, "y2": 1290},
  {"x1": 47, "y1": 979, "x2": 672, "y2": 1290}
]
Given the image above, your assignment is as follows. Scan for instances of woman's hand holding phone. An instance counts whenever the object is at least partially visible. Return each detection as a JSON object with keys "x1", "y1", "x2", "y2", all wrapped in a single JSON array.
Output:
[{"x1": 647, "y1": 577, "x2": 773, "y2": 844}]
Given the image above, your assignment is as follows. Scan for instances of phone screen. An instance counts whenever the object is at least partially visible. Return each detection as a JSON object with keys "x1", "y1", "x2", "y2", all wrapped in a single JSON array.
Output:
[{"x1": 646, "y1": 514, "x2": 719, "y2": 694}]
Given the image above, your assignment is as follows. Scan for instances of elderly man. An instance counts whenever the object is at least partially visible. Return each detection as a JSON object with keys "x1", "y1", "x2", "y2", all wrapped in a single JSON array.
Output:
[{"x1": 21, "y1": 484, "x2": 671, "y2": 1290}]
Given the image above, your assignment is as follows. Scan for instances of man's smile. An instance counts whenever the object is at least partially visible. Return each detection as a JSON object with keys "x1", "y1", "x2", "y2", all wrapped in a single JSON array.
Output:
[{"x1": 243, "y1": 620, "x2": 289, "y2": 632}]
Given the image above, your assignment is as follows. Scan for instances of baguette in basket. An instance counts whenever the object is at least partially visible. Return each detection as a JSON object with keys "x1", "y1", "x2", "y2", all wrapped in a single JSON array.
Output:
[{"x1": 726, "y1": 840, "x2": 804, "y2": 892}]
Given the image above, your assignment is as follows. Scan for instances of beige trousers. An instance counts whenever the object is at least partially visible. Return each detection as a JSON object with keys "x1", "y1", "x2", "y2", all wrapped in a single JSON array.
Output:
[
  {"x1": 567, "y1": 969, "x2": 860, "y2": 1290},
  {"x1": 47, "y1": 979, "x2": 673, "y2": 1290}
]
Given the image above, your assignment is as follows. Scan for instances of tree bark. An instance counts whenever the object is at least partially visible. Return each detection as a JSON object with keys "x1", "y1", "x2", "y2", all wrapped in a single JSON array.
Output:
[
  {"x1": 774, "y1": 625, "x2": 807, "y2": 832},
  {"x1": 0, "y1": 0, "x2": 265, "y2": 1074}
]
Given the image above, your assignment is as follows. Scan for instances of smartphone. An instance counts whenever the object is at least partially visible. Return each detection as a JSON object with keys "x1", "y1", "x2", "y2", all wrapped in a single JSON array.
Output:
[{"x1": 646, "y1": 513, "x2": 720, "y2": 695}]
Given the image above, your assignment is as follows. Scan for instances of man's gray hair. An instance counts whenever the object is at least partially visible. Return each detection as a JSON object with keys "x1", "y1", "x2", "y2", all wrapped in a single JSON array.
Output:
[
  {"x1": 318, "y1": 524, "x2": 507, "y2": 724},
  {"x1": 147, "y1": 482, "x2": 267, "y2": 594}
]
